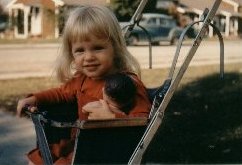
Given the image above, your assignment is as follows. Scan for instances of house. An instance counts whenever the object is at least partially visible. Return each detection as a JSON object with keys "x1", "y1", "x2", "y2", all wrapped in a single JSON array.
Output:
[
  {"x1": 6, "y1": 0, "x2": 57, "y2": 39},
  {"x1": 177, "y1": 0, "x2": 242, "y2": 37},
  {"x1": 6, "y1": 0, "x2": 110, "y2": 39},
  {"x1": 6, "y1": 0, "x2": 242, "y2": 39}
]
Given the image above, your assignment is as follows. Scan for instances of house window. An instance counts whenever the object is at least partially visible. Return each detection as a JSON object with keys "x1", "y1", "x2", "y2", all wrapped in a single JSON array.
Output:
[
  {"x1": 35, "y1": 7, "x2": 39, "y2": 18},
  {"x1": 17, "y1": 9, "x2": 24, "y2": 34}
]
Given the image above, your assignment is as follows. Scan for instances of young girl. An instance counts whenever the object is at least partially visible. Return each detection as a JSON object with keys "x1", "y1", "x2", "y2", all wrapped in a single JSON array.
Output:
[{"x1": 17, "y1": 5, "x2": 151, "y2": 165}]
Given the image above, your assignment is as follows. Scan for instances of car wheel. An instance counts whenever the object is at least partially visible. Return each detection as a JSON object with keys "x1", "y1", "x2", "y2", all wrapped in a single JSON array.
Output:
[
  {"x1": 170, "y1": 37, "x2": 178, "y2": 45},
  {"x1": 151, "y1": 41, "x2": 159, "y2": 46},
  {"x1": 128, "y1": 35, "x2": 139, "y2": 46}
]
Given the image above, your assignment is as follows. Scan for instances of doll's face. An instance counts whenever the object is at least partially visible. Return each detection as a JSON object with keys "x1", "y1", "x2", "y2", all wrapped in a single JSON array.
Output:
[
  {"x1": 72, "y1": 35, "x2": 115, "y2": 79},
  {"x1": 102, "y1": 88, "x2": 124, "y2": 114},
  {"x1": 102, "y1": 88, "x2": 119, "y2": 109}
]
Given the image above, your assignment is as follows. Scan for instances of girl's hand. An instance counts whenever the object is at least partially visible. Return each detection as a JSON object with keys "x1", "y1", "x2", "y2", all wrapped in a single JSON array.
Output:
[
  {"x1": 82, "y1": 100, "x2": 115, "y2": 120},
  {"x1": 16, "y1": 96, "x2": 37, "y2": 117}
]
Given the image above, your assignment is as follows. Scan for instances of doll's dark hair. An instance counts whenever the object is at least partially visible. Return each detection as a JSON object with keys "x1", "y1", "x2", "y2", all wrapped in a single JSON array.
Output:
[{"x1": 104, "y1": 73, "x2": 137, "y2": 114}]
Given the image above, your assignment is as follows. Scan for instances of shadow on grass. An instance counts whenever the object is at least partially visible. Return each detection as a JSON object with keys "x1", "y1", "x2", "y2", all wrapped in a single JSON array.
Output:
[{"x1": 143, "y1": 72, "x2": 242, "y2": 164}]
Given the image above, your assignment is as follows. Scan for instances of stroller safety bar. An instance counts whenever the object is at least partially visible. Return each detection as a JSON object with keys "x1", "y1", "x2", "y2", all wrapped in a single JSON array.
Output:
[{"x1": 25, "y1": 110, "x2": 147, "y2": 129}]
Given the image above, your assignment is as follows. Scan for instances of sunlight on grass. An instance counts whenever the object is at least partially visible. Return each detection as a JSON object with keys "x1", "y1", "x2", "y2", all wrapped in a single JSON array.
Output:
[{"x1": 0, "y1": 77, "x2": 59, "y2": 112}]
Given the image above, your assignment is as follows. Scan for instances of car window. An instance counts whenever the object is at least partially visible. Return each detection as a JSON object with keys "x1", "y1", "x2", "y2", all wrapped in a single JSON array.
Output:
[
  {"x1": 147, "y1": 18, "x2": 157, "y2": 25},
  {"x1": 160, "y1": 19, "x2": 168, "y2": 26},
  {"x1": 139, "y1": 17, "x2": 147, "y2": 24},
  {"x1": 168, "y1": 19, "x2": 176, "y2": 27},
  {"x1": 159, "y1": 18, "x2": 176, "y2": 27}
]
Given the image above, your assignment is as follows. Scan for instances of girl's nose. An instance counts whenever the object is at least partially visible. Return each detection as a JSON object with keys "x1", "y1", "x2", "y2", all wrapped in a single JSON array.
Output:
[{"x1": 84, "y1": 51, "x2": 95, "y2": 60}]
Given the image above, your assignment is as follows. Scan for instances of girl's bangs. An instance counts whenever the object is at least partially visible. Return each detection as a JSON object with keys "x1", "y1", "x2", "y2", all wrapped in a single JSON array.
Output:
[{"x1": 69, "y1": 15, "x2": 110, "y2": 43}]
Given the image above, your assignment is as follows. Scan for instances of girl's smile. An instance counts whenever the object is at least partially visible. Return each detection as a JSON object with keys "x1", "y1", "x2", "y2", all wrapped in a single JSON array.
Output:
[
  {"x1": 83, "y1": 64, "x2": 100, "y2": 71},
  {"x1": 72, "y1": 35, "x2": 115, "y2": 79}
]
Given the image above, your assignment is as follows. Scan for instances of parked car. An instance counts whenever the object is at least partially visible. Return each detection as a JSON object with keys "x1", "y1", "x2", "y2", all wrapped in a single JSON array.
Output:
[{"x1": 122, "y1": 13, "x2": 186, "y2": 45}]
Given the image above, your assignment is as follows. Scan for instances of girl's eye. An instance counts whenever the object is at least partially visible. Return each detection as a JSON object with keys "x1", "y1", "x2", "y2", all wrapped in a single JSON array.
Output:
[
  {"x1": 94, "y1": 46, "x2": 105, "y2": 51},
  {"x1": 73, "y1": 48, "x2": 84, "y2": 56},
  {"x1": 75, "y1": 48, "x2": 84, "y2": 53}
]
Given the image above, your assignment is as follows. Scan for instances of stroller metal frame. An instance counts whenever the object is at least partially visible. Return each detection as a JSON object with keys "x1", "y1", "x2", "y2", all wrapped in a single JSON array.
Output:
[
  {"x1": 25, "y1": 0, "x2": 224, "y2": 164},
  {"x1": 129, "y1": 0, "x2": 223, "y2": 164}
]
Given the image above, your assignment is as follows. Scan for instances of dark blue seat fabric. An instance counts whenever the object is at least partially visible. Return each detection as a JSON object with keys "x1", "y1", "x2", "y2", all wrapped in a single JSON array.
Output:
[{"x1": 73, "y1": 126, "x2": 145, "y2": 164}]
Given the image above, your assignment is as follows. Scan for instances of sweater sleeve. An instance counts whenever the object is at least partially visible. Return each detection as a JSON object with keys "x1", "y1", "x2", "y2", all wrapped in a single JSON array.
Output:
[{"x1": 33, "y1": 76, "x2": 83, "y2": 106}]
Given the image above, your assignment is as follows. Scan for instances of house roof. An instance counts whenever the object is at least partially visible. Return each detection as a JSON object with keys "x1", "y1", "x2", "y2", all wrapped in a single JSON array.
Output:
[
  {"x1": 0, "y1": 0, "x2": 12, "y2": 8},
  {"x1": 179, "y1": 0, "x2": 241, "y2": 16},
  {"x1": 61, "y1": 0, "x2": 109, "y2": 6},
  {"x1": 8, "y1": 0, "x2": 56, "y2": 9}
]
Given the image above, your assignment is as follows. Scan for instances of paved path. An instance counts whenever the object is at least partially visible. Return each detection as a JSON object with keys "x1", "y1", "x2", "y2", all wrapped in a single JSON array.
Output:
[{"x1": 0, "y1": 110, "x2": 35, "y2": 165}]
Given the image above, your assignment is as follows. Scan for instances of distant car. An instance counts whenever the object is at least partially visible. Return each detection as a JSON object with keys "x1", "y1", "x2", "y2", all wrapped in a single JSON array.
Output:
[{"x1": 123, "y1": 13, "x2": 185, "y2": 45}]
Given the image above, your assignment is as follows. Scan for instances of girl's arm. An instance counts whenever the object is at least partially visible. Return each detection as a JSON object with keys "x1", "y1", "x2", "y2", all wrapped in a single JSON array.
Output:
[
  {"x1": 33, "y1": 86, "x2": 76, "y2": 106},
  {"x1": 32, "y1": 76, "x2": 84, "y2": 107},
  {"x1": 16, "y1": 96, "x2": 37, "y2": 117},
  {"x1": 82, "y1": 100, "x2": 116, "y2": 120},
  {"x1": 16, "y1": 76, "x2": 83, "y2": 116}
]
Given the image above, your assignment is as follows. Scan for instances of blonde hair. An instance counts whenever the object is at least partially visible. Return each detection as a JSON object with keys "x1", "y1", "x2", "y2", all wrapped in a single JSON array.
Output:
[{"x1": 55, "y1": 5, "x2": 141, "y2": 82}]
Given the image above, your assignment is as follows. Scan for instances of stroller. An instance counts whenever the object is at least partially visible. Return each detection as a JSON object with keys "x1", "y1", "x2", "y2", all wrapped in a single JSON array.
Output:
[{"x1": 24, "y1": 0, "x2": 224, "y2": 164}]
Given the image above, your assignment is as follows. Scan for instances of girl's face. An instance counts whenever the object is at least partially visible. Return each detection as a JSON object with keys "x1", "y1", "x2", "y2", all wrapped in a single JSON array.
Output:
[{"x1": 72, "y1": 35, "x2": 115, "y2": 79}]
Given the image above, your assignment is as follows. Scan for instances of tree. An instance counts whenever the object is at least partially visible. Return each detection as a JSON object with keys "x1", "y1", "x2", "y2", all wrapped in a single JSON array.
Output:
[
  {"x1": 0, "y1": 4, "x2": 4, "y2": 15},
  {"x1": 143, "y1": 0, "x2": 158, "y2": 13},
  {"x1": 0, "y1": 4, "x2": 8, "y2": 32},
  {"x1": 110, "y1": 0, "x2": 158, "y2": 22},
  {"x1": 110, "y1": 0, "x2": 141, "y2": 22}
]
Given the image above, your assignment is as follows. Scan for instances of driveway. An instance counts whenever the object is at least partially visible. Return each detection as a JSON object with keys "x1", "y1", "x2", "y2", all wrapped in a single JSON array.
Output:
[{"x1": 0, "y1": 110, "x2": 35, "y2": 165}]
